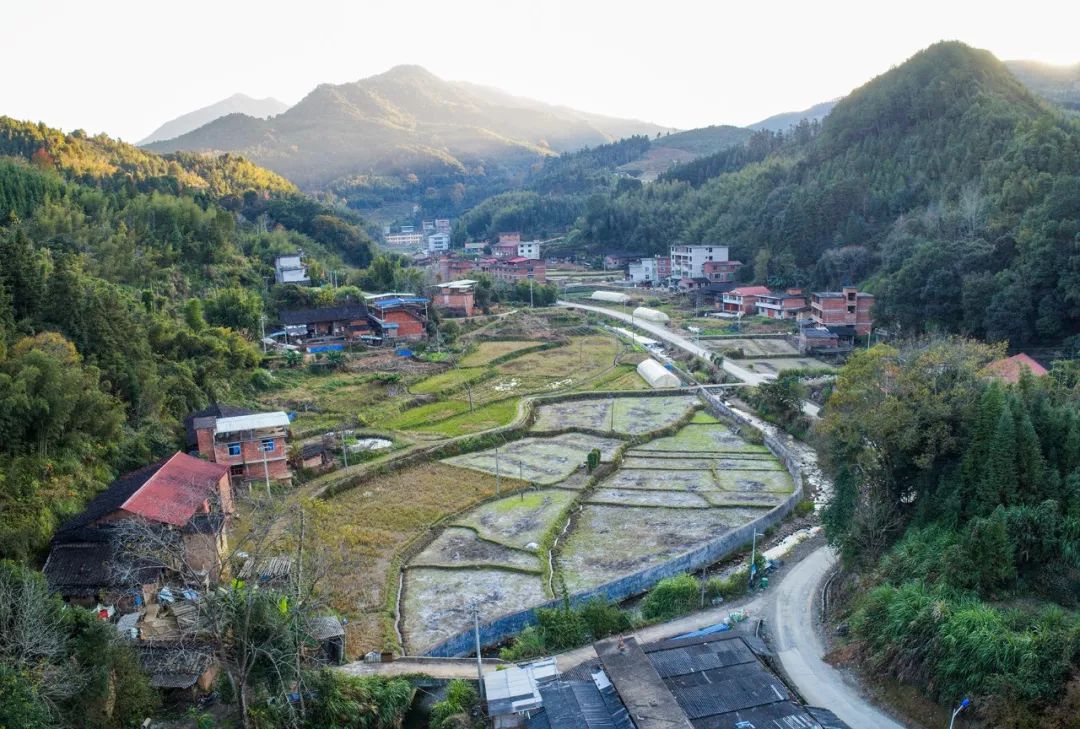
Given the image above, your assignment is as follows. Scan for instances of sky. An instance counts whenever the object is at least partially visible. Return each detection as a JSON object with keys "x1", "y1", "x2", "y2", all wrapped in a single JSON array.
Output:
[{"x1": 4, "y1": 0, "x2": 1079, "y2": 142}]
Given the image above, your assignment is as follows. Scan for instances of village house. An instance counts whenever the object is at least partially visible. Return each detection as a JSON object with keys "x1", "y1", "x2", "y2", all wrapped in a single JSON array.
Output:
[
  {"x1": 720, "y1": 285, "x2": 772, "y2": 316},
  {"x1": 983, "y1": 353, "x2": 1049, "y2": 383},
  {"x1": 677, "y1": 276, "x2": 711, "y2": 291},
  {"x1": 810, "y1": 286, "x2": 874, "y2": 335},
  {"x1": 755, "y1": 288, "x2": 808, "y2": 320},
  {"x1": 603, "y1": 250, "x2": 645, "y2": 271},
  {"x1": 702, "y1": 258, "x2": 742, "y2": 283},
  {"x1": 798, "y1": 325, "x2": 844, "y2": 354},
  {"x1": 489, "y1": 256, "x2": 547, "y2": 284},
  {"x1": 274, "y1": 254, "x2": 310, "y2": 285},
  {"x1": 426, "y1": 231, "x2": 451, "y2": 253},
  {"x1": 44, "y1": 452, "x2": 233, "y2": 607},
  {"x1": 280, "y1": 303, "x2": 374, "y2": 349},
  {"x1": 670, "y1": 244, "x2": 730, "y2": 280},
  {"x1": 433, "y1": 279, "x2": 477, "y2": 317},
  {"x1": 628, "y1": 256, "x2": 672, "y2": 285},
  {"x1": 365, "y1": 293, "x2": 429, "y2": 340},
  {"x1": 191, "y1": 411, "x2": 292, "y2": 487}
]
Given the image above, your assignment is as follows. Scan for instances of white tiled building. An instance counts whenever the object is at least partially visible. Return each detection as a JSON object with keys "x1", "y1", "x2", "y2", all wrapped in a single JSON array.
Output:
[{"x1": 669, "y1": 245, "x2": 730, "y2": 280}]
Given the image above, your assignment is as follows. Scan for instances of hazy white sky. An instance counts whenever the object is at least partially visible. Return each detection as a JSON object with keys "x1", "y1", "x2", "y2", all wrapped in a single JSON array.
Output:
[{"x1": 4, "y1": 0, "x2": 1078, "y2": 141}]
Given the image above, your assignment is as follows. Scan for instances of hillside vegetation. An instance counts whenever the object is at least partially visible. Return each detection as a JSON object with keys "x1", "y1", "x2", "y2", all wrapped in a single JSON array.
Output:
[
  {"x1": 821, "y1": 338, "x2": 1080, "y2": 727},
  {"x1": 553, "y1": 42, "x2": 1080, "y2": 347},
  {"x1": 0, "y1": 119, "x2": 378, "y2": 559}
]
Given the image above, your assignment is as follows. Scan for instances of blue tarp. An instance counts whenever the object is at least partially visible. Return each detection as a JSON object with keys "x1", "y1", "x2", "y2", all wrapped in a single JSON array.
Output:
[
  {"x1": 395, "y1": 348, "x2": 413, "y2": 357},
  {"x1": 671, "y1": 622, "x2": 732, "y2": 641},
  {"x1": 308, "y1": 344, "x2": 344, "y2": 353},
  {"x1": 371, "y1": 296, "x2": 429, "y2": 308}
]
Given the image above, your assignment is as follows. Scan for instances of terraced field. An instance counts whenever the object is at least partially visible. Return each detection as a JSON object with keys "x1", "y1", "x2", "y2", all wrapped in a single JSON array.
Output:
[{"x1": 398, "y1": 395, "x2": 796, "y2": 654}]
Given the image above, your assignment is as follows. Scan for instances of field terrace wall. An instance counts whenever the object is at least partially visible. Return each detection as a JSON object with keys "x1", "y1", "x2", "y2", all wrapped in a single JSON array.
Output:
[{"x1": 421, "y1": 393, "x2": 806, "y2": 658}]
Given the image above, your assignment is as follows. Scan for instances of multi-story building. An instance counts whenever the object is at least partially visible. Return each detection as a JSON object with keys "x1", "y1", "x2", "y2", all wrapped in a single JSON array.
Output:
[
  {"x1": 463, "y1": 241, "x2": 486, "y2": 254},
  {"x1": 670, "y1": 245, "x2": 730, "y2": 280},
  {"x1": 385, "y1": 231, "x2": 425, "y2": 248},
  {"x1": 489, "y1": 257, "x2": 546, "y2": 284},
  {"x1": 516, "y1": 240, "x2": 541, "y2": 260},
  {"x1": 433, "y1": 280, "x2": 476, "y2": 317},
  {"x1": 810, "y1": 286, "x2": 874, "y2": 335},
  {"x1": 427, "y1": 232, "x2": 451, "y2": 253},
  {"x1": 702, "y1": 259, "x2": 742, "y2": 283},
  {"x1": 721, "y1": 285, "x2": 771, "y2": 316},
  {"x1": 422, "y1": 220, "x2": 436, "y2": 232},
  {"x1": 365, "y1": 294, "x2": 429, "y2": 340},
  {"x1": 628, "y1": 256, "x2": 671, "y2": 285},
  {"x1": 493, "y1": 241, "x2": 519, "y2": 258},
  {"x1": 274, "y1": 254, "x2": 310, "y2": 285},
  {"x1": 434, "y1": 218, "x2": 452, "y2": 235},
  {"x1": 755, "y1": 289, "x2": 808, "y2": 320},
  {"x1": 193, "y1": 411, "x2": 292, "y2": 486}
]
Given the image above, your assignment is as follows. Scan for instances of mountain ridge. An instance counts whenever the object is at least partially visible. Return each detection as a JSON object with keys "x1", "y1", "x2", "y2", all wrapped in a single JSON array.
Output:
[{"x1": 138, "y1": 92, "x2": 289, "y2": 146}]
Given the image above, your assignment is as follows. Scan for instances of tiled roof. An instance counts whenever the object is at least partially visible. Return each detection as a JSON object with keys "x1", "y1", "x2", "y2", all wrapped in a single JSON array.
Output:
[
  {"x1": 984, "y1": 353, "x2": 1049, "y2": 383},
  {"x1": 58, "y1": 453, "x2": 227, "y2": 533},
  {"x1": 728, "y1": 286, "x2": 771, "y2": 297},
  {"x1": 279, "y1": 304, "x2": 368, "y2": 325}
]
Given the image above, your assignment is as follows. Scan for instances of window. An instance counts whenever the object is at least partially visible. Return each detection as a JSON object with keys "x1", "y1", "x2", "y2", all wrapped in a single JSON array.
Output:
[
  {"x1": 260, "y1": 439, "x2": 276, "y2": 453},
  {"x1": 230, "y1": 465, "x2": 244, "y2": 477},
  {"x1": 227, "y1": 443, "x2": 241, "y2": 456}
]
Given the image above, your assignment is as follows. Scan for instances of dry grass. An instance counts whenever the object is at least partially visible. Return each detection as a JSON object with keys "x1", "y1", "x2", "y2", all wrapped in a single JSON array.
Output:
[
  {"x1": 459, "y1": 340, "x2": 544, "y2": 367},
  {"x1": 305, "y1": 462, "x2": 526, "y2": 655}
]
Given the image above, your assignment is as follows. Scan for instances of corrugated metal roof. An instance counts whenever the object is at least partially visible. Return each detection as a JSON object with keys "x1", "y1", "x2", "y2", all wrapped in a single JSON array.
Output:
[
  {"x1": 122, "y1": 453, "x2": 229, "y2": 527},
  {"x1": 215, "y1": 412, "x2": 290, "y2": 434}
]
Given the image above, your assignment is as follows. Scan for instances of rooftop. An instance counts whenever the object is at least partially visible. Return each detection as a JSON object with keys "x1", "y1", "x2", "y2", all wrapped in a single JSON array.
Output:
[
  {"x1": 184, "y1": 403, "x2": 255, "y2": 448},
  {"x1": 58, "y1": 452, "x2": 228, "y2": 532},
  {"x1": 214, "y1": 411, "x2": 291, "y2": 435},
  {"x1": 279, "y1": 304, "x2": 367, "y2": 325},
  {"x1": 727, "y1": 286, "x2": 772, "y2": 297},
  {"x1": 983, "y1": 353, "x2": 1049, "y2": 383}
]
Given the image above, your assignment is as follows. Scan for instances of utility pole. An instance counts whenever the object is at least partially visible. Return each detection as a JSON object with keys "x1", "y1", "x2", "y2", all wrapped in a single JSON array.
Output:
[
  {"x1": 259, "y1": 314, "x2": 267, "y2": 353},
  {"x1": 494, "y1": 445, "x2": 501, "y2": 497},
  {"x1": 340, "y1": 426, "x2": 350, "y2": 469},
  {"x1": 749, "y1": 530, "x2": 765, "y2": 590},
  {"x1": 261, "y1": 445, "x2": 271, "y2": 499},
  {"x1": 466, "y1": 382, "x2": 474, "y2": 412},
  {"x1": 472, "y1": 601, "x2": 485, "y2": 701},
  {"x1": 294, "y1": 504, "x2": 306, "y2": 716}
]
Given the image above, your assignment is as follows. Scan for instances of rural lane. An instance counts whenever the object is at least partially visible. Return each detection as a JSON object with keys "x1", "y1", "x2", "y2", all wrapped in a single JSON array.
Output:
[
  {"x1": 768, "y1": 546, "x2": 909, "y2": 729},
  {"x1": 556, "y1": 300, "x2": 822, "y2": 417}
]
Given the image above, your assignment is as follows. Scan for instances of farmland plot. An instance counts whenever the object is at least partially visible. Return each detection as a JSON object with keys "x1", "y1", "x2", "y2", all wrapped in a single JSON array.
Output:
[
  {"x1": 402, "y1": 567, "x2": 547, "y2": 653},
  {"x1": 453, "y1": 490, "x2": 576, "y2": 550},
  {"x1": 459, "y1": 340, "x2": 544, "y2": 367},
  {"x1": 633, "y1": 422, "x2": 770, "y2": 453},
  {"x1": 531, "y1": 395, "x2": 698, "y2": 435},
  {"x1": 411, "y1": 527, "x2": 540, "y2": 572},
  {"x1": 443, "y1": 433, "x2": 622, "y2": 484},
  {"x1": 560, "y1": 505, "x2": 764, "y2": 592}
]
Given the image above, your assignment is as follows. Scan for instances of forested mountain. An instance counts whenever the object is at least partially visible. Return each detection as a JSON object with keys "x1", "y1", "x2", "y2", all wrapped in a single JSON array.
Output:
[
  {"x1": 138, "y1": 93, "x2": 290, "y2": 145},
  {"x1": 0, "y1": 118, "x2": 378, "y2": 560},
  {"x1": 1006, "y1": 60, "x2": 1080, "y2": 110},
  {"x1": 748, "y1": 99, "x2": 838, "y2": 131},
  {"x1": 142, "y1": 65, "x2": 672, "y2": 219},
  {"x1": 560, "y1": 42, "x2": 1080, "y2": 348}
]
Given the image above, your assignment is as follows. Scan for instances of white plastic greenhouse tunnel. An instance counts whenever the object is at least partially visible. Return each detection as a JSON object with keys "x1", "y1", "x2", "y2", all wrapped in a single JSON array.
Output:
[
  {"x1": 632, "y1": 306, "x2": 670, "y2": 323},
  {"x1": 590, "y1": 290, "x2": 631, "y2": 304},
  {"x1": 637, "y1": 358, "x2": 681, "y2": 388}
]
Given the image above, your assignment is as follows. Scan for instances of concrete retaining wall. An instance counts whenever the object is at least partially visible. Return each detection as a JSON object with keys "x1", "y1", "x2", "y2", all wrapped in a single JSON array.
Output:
[{"x1": 423, "y1": 392, "x2": 805, "y2": 658}]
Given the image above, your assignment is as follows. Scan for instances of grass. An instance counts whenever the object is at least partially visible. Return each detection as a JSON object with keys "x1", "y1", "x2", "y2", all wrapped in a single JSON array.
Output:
[
  {"x1": 580, "y1": 364, "x2": 651, "y2": 391},
  {"x1": 634, "y1": 422, "x2": 770, "y2": 453},
  {"x1": 405, "y1": 398, "x2": 521, "y2": 437},
  {"x1": 454, "y1": 489, "x2": 577, "y2": 548},
  {"x1": 410, "y1": 367, "x2": 491, "y2": 395},
  {"x1": 459, "y1": 340, "x2": 544, "y2": 367},
  {"x1": 500, "y1": 335, "x2": 616, "y2": 380},
  {"x1": 385, "y1": 400, "x2": 471, "y2": 429},
  {"x1": 443, "y1": 433, "x2": 623, "y2": 485},
  {"x1": 305, "y1": 462, "x2": 528, "y2": 655}
]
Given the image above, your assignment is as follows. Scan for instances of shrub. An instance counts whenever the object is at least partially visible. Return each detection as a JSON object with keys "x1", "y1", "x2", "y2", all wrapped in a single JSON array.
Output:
[
  {"x1": 499, "y1": 625, "x2": 546, "y2": 661},
  {"x1": 537, "y1": 605, "x2": 589, "y2": 652},
  {"x1": 642, "y1": 573, "x2": 701, "y2": 621},
  {"x1": 430, "y1": 679, "x2": 481, "y2": 729},
  {"x1": 794, "y1": 499, "x2": 815, "y2": 518},
  {"x1": 578, "y1": 598, "x2": 633, "y2": 639}
]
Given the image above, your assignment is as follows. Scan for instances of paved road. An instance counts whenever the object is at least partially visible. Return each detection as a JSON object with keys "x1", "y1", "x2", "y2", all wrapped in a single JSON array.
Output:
[
  {"x1": 768, "y1": 546, "x2": 908, "y2": 729},
  {"x1": 558, "y1": 300, "x2": 821, "y2": 417}
]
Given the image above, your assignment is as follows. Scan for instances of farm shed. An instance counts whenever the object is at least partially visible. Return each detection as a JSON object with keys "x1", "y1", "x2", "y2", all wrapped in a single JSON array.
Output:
[
  {"x1": 637, "y1": 359, "x2": 680, "y2": 388},
  {"x1": 591, "y1": 290, "x2": 631, "y2": 304},
  {"x1": 633, "y1": 306, "x2": 670, "y2": 323}
]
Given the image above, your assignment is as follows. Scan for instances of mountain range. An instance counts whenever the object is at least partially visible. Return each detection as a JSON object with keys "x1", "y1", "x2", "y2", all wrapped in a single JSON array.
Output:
[
  {"x1": 138, "y1": 92, "x2": 289, "y2": 145},
  {"x1": 144, "y1": 65, "x2": 674, "y2": 189}
]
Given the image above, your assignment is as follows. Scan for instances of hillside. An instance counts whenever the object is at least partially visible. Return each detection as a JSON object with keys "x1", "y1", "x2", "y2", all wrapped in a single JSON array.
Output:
[
  {"x1": 749, "y1": 99, "x2": 838, "y2": 131},
  {"x1": 619, "y1": 125, "x2": 753, "y2": 181},
  {"x1": 0, "y1": 118, "x2": 383, "y2": 559},
  {"x1": 138, "y1": 92, "x2": 290, "y2": 145},
  {"x1": 564, "y1": 42, "x2": 1080, "y2": 347},
  {"x1": 144, "y1": 65, "x2": 671, "y2": 201},
  {"x1": 1006, "y1": 59, "x2": 1080, "y2": 110}
]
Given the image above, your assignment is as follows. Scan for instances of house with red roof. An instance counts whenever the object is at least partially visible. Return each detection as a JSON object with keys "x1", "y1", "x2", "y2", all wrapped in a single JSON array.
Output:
[
  {"x1": 983, "y1": 353, "x2": 1049, "y2": 384},
  {"x1": 44, "y1": 452, "x2": 232, "y2": 606},
  {"x1": 721, "y1": 285, "x2": 772, "y2": 316}
]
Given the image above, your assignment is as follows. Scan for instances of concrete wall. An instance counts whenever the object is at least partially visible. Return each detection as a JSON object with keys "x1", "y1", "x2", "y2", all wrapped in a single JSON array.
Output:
[{"x1": 422, "y1": 393, "x2": 806, "y2": 658}]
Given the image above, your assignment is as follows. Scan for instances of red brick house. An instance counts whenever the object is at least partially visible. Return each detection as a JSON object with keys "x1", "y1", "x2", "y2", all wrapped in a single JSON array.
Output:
[
  {"x1": 810, "y1": 287, "x2": 874, "y2": 335},
  {"x1": 702, "y1": 260, "x2": 743, "y2": 283},
  {"x1": 193, "y1": 412, "x2": 292, "y2": 487},
  {"x1": 366, "y1": 295, "x2": 429, "y2": 340},
  {"x1": 721, "y1": 285, "x2": 771, "y2": 315},
  {"x1": 755, "y1": 289, "x2": 808, "y2": 320},
  {"x1": 433, "y1": 280, "x2": 477, "y2": 317},
  {"x1": 490, "y1": 257, "x2": 546, "y2": 284}
]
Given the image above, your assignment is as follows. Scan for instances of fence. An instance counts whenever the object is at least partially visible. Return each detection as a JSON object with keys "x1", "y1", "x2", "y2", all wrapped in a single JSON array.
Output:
[{"x1": 422, "y1": 391, "x2": 806, "y2": 657}]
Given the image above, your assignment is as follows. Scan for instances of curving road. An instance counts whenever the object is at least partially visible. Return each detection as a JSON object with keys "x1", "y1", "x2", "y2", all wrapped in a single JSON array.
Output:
[{"x1": 768, "y1": 546, "x2": 908, "y2": 729}]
